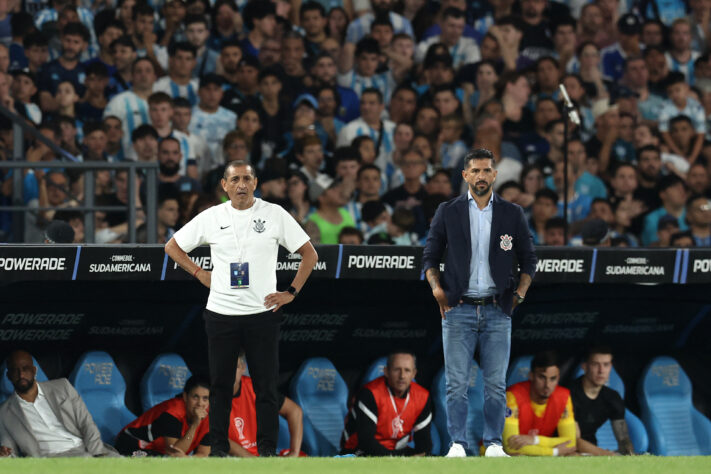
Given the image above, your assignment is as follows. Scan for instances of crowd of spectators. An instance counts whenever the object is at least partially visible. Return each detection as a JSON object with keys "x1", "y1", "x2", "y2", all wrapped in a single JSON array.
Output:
[{"x1": 1, "y1": 0, "x2": 711, "y2": 247}]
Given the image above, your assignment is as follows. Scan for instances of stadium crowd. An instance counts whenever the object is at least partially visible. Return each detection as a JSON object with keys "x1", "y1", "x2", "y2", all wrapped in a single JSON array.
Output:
[
  {"x1": 0, "y1": 0, "x2": 711, "y2": 246},
  {"x1": 0, "y1": 347, "x2": 636, "y2": 457}
]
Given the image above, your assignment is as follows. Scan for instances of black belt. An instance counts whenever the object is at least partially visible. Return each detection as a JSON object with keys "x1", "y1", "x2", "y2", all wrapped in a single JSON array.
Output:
[{"x1": 461, "y1": 295, "x2": 496, "y2": 306}]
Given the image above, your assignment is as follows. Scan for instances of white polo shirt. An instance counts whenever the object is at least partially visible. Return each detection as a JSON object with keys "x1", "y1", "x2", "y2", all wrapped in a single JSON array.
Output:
[{"x1": 173, "y1": 199, "x2": 310, "y2": 316}]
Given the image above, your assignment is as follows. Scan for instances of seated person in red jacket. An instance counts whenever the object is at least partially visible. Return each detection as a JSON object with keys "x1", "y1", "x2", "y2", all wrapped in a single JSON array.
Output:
[
  {"x1": 227, "y1": 353, "x2": 303, "y2": 457},
  {"x1": 115, "y1": 376, "x2": 210, "y2": 457},
  {"x1": 341, "y1": 352, "x2": 432, "y2": 456},
  {"x1": 503, "y1": 351, "x2": 576, "y2": 456}
]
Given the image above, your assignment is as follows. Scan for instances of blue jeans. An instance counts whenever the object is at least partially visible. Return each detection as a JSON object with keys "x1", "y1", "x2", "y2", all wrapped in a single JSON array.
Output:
[{"x1": 442, "y1": 303, "x2": 511, "y2": 449}]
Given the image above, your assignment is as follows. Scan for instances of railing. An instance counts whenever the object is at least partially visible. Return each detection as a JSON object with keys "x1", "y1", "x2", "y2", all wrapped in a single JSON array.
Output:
[{"x1": 0, "y1": 103, "x2": 158, "y2": 243}]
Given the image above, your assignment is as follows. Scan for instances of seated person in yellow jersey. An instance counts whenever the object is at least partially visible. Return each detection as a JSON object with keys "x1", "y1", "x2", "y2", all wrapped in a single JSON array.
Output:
[{"x1": 503, "y1": 351, "x2": 577, "y2": 456}]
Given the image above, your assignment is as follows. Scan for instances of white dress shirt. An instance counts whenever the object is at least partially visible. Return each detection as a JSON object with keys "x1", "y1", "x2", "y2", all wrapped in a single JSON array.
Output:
[{"x1": 16, "y1": 384, "x2": 84, "y2": 456}]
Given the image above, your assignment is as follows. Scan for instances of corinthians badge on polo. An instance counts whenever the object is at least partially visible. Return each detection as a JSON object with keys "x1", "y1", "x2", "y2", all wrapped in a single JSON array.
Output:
[
  {"x1": 500, "y1": 234, "x2": 513, "y2": 251},
  {"x1": 253, "y1": 219, "x2": 266, "y2": 233}
]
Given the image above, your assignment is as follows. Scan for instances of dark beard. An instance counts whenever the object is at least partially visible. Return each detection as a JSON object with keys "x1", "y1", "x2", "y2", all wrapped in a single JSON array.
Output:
[
  {"x1": 471, "y1": 181, "x2": 492, "y2": 197},
  {"x1": 159, "y1": 161, "x2": 180, "y2": 177},
  {"x1": 639, "y1": 171, "x2": 659, "y2": 183},
  {"x1": 14, "y1": 378, "x2": 34, "y2": 394},
  {"x1": 372, "y1": 2, "x2": 391, "y2": 16}
]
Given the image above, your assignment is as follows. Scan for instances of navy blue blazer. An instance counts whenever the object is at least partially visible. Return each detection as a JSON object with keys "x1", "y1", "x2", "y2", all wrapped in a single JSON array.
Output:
[{"x1": 422, "y1": 193, "x2": 537, "y2": 315}]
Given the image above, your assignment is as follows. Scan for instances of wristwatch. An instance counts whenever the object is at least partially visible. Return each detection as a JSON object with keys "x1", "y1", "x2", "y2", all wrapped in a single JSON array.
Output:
[
  {"x1": 514, "y1": 292, "x2": 525, "y2": 304},
  {"x1": 287, "y1": 286, "x2": 299, "y2": 298}
]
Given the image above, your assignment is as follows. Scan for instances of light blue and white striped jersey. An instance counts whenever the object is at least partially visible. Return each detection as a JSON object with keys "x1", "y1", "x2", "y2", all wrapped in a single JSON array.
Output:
[
  {"x1": 337, "y1": 70, "x2": 396, "y2": 105},
  {"x1": 34, "y1": 7, "x2": 94, "y2": 33},
  {"x1": 208, "y1": 0, "x2": 248, "y2": 10},
  {"x1": 657, "y1": 97, "x2": 706, "y2": 133},
  {"x1": 579, "y1": 106, "x2": 595, "y2": 143},
  {"x1": 25, "y1": 103, "x2": 42, "y2": 126},
  {"x1": 345, "y1": 198, "x2": 393, "y2": 234},
  {"x1": 557, "y1": 193, "x2": 592, "y2": 223},
  {"x1": 136, "y1": 45, "x2": 169, "y2": 70},
  {"x1": 336, "y1": 118, "x2": 395, "y2": 173},
  {"x1": 473, "y1": 14, "x2": 494, "y2": 41},
  {"x1": 566, "y1": 55, "x2": 580, "y2": 74},
  {"x1": 153, "y1": 77, "x2": 200, "y2": 107},
  {"x1": 106, "y1": 148, "x2": 126, "y2": 163},
  {"x1": 192, "y1": 48, "x2": 220, "y2": 78},
  {"x1": 103, "y1": 91, "x2": 150, "y2": 160},
  {"x1": 311, "y1": 0, "x2": 345, "y2": 12},
  {"x1": 689, "y1": 16, "x2": 707, "y2": 53},
  {"x1": 439, "y1": 140, "x2": 468, "y2": 170},
  {"x1": 416, "y1": 36, "x2": 481, "y2": 69},
  {"x1": 189, "y1": 106, "x2": 237, "y2": 164},
  {"x1": 164, "y1": 129, "x2": 192, "y2": 176},
  {"x1": 345, "y1": 12, "x2": 413, "y2": 44},
  {"x1": 639, "y1": 94, "x2": 665, "y2": 122},
  {"x1": 644, "y1": 0, "x2": 687, "y2": 27},
  {"x1": 182, "y1": 131, "x2": 215, "y2": 176},
  {"x1": 344, "y1": 199, "x2": 368, "y2": 233},
  {"x1": 665, "y1": 51, "x2": 700, "y2": 86}
]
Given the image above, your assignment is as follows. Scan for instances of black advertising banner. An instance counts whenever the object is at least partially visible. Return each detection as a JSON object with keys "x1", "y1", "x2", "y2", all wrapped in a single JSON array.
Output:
[
  {"x1": 532, "y1": 248, "x2": 593, "y2": 284},
  {"x1": 163, "y1": 245, "x2": 340, "y2": 281},
  {"x1": 593, "y1": 248, "x2": 679, "y2": 284},
  {"x1": 0, "y1": 245, "x2": 77, "y2": 282},
  {"x1": 683, "y1": 249, "x2": 711, "y2": 284},
  {"x1": 276, "y1": 245, "x2": 339, "y2": 280},
  {"x1": 3, "y1": 245, "x2": 711, "y2": 285},
  {"x1": 75, "y1": 246, "x2": 164, "y2": 281},
  {"x1": 338, "y1": 244, "x2": 422, "y2": 280},
  {"x1": 164, "y1": 246, "x2": 212, "y2": 281}
]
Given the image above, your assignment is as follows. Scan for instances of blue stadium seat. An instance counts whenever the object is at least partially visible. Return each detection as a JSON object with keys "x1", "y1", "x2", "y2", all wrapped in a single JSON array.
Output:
[
  {"x1": 361, "y1": 356, "x2": 388, "y2": 385},
  {"x1": 0, "y1": 357, "x2": 49, "y2": 403},
  {"x1": 573, "y1": 366, "x2": 649, "y2": 453},
  {"x1": 638, "y1": 356, "x2": 711, "y2": 455},
  {"x1": 432, "y1": 362, "x2": 485, "y2": 455},
  {"x1": 289, "y1": 357, "x2": 348, "y2": 456},
  {"x1": 140, "y1": 353, "x2": 192, "y2": 412},
  {"x1": 506, "y1": 355, "x2": 533, "y2": 387},
  {"x1": 277, "y1": 416, "x2": 291, "y2": 453},
  {"x1": 69, "y1": 351, "x2": 136, "y2": 444}
]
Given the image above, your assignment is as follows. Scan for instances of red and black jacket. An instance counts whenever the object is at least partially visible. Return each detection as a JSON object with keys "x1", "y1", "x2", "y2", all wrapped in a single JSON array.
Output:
[{"x1": 341, "y1": 377, "x2": 432, "y2": 456}]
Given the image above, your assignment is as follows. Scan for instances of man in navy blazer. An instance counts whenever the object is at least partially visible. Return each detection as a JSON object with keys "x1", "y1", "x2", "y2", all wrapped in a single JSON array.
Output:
[{"x1": 423, "y1": 148, "x2": 537, "y2": 458}]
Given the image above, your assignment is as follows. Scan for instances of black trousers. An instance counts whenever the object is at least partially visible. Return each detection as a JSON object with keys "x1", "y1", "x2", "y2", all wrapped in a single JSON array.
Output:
[{"x1": 204, "y1": 308, "x2": 282, "y2": 456}]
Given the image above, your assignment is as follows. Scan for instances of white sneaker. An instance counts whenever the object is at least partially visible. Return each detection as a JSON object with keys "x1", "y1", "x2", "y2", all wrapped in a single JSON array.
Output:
[
  {"x1": 484, "y1": 444, "x2": 510, "y2": 457},
  {"x1": 445, "y1": 443, "x2": 467, "y2": 458}
]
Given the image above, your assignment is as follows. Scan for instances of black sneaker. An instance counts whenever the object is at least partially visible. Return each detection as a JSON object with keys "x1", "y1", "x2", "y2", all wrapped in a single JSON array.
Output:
[{"x1": 209, "y1": 450, "x2": 230, "y2": 457}]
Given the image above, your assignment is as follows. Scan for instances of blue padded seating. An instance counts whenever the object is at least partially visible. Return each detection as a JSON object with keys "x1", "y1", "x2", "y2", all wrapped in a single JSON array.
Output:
[
  {"x1": 289, "y1": 357, "x2": 348, "y2": 456},
  {"x1": 140, "y1": 353, "x2": 192, "y2": 412},
  {"x1": 69, "y1": 351, "x2": 135, "y2": 443},
  {"x1": 638, "y1": 356, "x2": 711, "y2": 455}
]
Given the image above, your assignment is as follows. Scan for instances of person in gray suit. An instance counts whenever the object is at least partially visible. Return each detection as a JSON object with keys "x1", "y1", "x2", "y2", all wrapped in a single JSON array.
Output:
[{"x1": 0, "y1": 350, "x2": 118, "y2": 457}]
